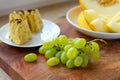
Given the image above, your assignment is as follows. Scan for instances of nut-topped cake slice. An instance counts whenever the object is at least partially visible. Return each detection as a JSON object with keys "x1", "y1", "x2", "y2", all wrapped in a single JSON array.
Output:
[
  {"x1": 25, "y1": 9, "x2": 43, "y2": 33},
  {"x1": 9, "y1": 18, "x2": 32, "y2": 45}
]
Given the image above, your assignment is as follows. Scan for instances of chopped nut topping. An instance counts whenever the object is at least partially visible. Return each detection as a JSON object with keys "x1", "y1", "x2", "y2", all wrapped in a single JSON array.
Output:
[
  {"x1": 15, "y1": 19, "x2": 22, "y2": 23},
  {"x1": 98, "y1": 0, "x2": 118, "y2": 7},
  {"x1": 16, "y1": 10, "x2": 24, "y2": 14},
  {"x1": 27, "y1": 9, "x2": 35, "y2": 12},
  {"x1": 10, "y1": 19, "x2": 22, "y2": 24}
]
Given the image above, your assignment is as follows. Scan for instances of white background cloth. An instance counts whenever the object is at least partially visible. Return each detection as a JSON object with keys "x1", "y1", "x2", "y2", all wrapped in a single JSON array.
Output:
[{"x1": 0, "y1": 0, "x2": 69, "y2": 17}]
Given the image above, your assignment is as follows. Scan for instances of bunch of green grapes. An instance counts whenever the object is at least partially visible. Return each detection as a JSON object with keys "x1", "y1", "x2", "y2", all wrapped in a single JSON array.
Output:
[{"x1": 38, "y1": 35, "x2": 101, "y2": 68}]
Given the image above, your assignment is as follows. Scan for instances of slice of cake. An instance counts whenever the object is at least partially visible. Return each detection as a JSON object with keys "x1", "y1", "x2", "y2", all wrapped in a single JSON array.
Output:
[
  {"x1": 9, "y1": 19, "x2": 32, "y2": 45},
  {"x1": 25, "y1": 9, "x2": 43, "y2": 33}
]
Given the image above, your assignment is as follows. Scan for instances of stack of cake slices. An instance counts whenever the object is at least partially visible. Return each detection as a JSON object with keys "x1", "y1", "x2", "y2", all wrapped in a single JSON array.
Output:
[{"x1": 9, "y1": 9, "x2": 43, "y2": 44}]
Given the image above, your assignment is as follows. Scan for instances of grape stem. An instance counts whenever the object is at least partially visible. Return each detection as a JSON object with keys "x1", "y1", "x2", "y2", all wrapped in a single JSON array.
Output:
[{"x1": 87, "y1": 39, "x2": 107, "y2": 44}]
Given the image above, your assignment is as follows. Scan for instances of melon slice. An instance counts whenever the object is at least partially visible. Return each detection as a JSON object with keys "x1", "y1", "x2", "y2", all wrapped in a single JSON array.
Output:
[
  {"x1": 107, "y1": 15, "x2": 120, "y2": 33},
  {"x1": 89, "y1": 18, "x2": 109, "y2": 32},
  {"x1": 83, "y1": 9, "x2": 100, "y2": 23},
  {"x1": 77, "y1": 11, "x2": 92, "y2": 30},
  {"x1": 79, "y1": 0, "x2": 120, "y2": 15}
]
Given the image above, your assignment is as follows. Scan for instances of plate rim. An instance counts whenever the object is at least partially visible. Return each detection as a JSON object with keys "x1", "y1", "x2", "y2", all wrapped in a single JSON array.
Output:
[{"x1": 0, "y1": 19, "x2": 60, "y2": 48}]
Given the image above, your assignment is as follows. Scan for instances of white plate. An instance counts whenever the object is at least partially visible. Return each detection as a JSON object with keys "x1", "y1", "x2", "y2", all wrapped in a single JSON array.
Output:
[
  {"x1": 0, "y1": 19, "x2": 60, "y2": 47},
  {"x1": 66, "y1": 6, "x2": 120, "y2": 39}
]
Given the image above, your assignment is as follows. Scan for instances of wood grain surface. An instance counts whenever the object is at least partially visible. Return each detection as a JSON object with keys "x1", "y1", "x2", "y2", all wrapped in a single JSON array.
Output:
[{"x1": 0, "y1": 17, "x2": 120, "y2": 80}]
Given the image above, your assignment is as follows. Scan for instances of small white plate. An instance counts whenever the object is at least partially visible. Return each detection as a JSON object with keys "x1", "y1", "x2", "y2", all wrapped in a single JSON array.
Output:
[
  {"x1": 66, "y1": 6, "x2": 120, "y2": 39},
  {"x1": 0, "y1": 19, "x2": 60, "y2": 47}
]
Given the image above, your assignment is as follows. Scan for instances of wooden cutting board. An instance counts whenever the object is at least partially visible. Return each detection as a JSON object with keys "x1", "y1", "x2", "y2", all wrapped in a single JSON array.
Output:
[{"x1": 0, "y1": 17, "x2": 120, "y2": 80}]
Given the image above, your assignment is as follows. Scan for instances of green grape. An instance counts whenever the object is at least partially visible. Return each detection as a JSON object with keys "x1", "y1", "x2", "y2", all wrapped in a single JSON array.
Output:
[
  {"x1": 64, "y1": 44, "x2": 72, "y2": 52},
  {"x1": 38, "y1": 46, "x2": 48, "y2": 54},
  {"x1": 81, "y1": 45, "x2": 91, "y2": 54},
  {"x1": 60, "y1": 51, "x2": 68, "y2": 64},
  {"x1": 73, "y1": 38, "x2": 86, "y2": 49},
  {"x1": 58, "y1": 35, "x2": 68, "y2": 46},
  {"x1": 80, "y1": 53, "x2": 89, "y2": 68},
  {"x1": 88, "y1": 41, "x2": 100, "y2": 60},
  {"x1": 47, "y1": 57, "x2": 60, "y2": 66},
  {"x1": 90, "y1": 49, "x2": 100, "y2": 60},
  {"x1": 24, "y1": 53, "x2": 37, "y2": 62},
  {"x1": 74, "y1": 56, "x2": 83, "y2": 67},
  {"x1": 90, "y1": 42, "x2": 100, "y2": 51},
  {"x1": 53, "y1": 37, "x2": 59, "y2": 46},
  {"x1": 67, "y1": 47, "x2": 78, "y2": 59},
  {"x1": 42, "y1": 41, "x2": 54, "y2": 48},
  {"x1": 66, "y1": 59, "x2": 75, "y2": 68},
  {"x1": 55, "y1": 50, "x2": 63, "y2": 58},
  {"x1": 72, "y1": 38, "x2": 80, "y2": 42},
  {"x1": 68, "y1": 38, "x2": 73, "y2": 44},
  {"x1": 45, "y1": 48, "x2": 57, "y2": 59}
]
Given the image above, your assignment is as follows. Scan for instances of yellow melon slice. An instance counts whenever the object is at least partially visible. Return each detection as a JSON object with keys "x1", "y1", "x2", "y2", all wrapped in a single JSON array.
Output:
[
  {"x1": 79, "y1": 0, "x2": 120, "y2": 15},
  {"x1": 77, "y1": 11, "x2": 92, "y2": 30},
  {"x1": 83, "y1": 9, "x2": 100, "y2": 23},
  {"x1": 89, "y1": 18, "x2": 109, "y2": 32},
  {"x1": 107, "y1": 14, "x2": 120, "y2": 33}
]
